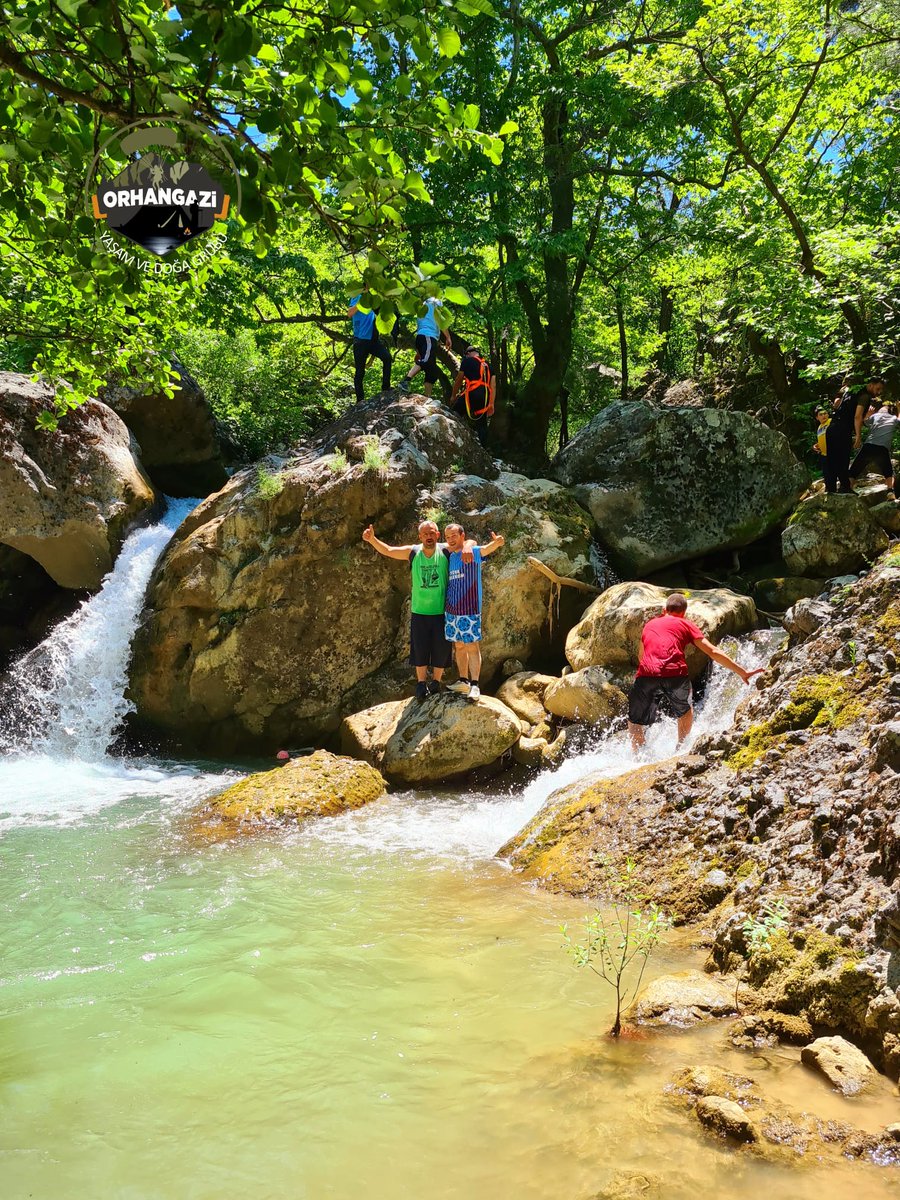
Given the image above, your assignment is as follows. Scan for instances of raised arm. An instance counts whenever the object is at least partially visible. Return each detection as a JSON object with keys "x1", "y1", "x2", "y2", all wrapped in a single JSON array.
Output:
[
  {"x1": 479, "y1": 531, "x2": 505, "y2": 558},
  {"x1": 362, "y1": 525, "x2": 415, "y2": 561},
  {"x1": 694, "y1": 636, "x2": 764, "y2": 685}
]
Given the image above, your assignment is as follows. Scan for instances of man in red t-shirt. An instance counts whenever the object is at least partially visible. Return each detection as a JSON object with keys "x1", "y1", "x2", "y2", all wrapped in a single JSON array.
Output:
[{"x1": 628, "y1": 593, "x2": 764, "y2": 751}]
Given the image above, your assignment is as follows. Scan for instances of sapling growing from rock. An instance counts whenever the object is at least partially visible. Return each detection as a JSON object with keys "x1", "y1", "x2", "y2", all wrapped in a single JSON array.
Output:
[
  {"x1": 562, "y1": 856, "x2": 670, "y2": 1038},
  {"x1": 255, "y1": 464, "x2": 284, "y2": 499}
]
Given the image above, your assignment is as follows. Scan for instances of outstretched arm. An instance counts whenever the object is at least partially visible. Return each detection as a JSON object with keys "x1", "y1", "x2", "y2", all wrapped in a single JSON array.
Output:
[
  {"x1": 479, "y1": 531, "x2": 505, "y2": 558},
  {"x1": 362, "y1": 525, "x2": 415, "y2": 561},
  {"x1": 694, "y1": 637, "x2": 765, "y2": 685}
]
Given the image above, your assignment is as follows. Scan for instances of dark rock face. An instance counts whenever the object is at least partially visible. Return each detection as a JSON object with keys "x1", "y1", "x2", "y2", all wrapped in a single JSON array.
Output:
[
  {"x1": 550, "y1": 400, "x2": 808, "y2": 575},
  {"x1": 782, "y1": 493, "x2": 890, "y2": 576},
  {"x1": 101, "y1": 362, "x2": 227, "y2": 498},
  {"x1": 502, "y1": 553, "x2": 900, "y2": 1072},
  {"x1": 0, "y1": 544, "x2": 81, "y2": 670}
]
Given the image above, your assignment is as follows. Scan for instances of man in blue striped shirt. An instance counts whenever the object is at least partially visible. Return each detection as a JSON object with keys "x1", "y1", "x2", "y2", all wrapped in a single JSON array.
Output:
[{"x1": 443, "y1": 523, "x2": 504, "y2": 701}]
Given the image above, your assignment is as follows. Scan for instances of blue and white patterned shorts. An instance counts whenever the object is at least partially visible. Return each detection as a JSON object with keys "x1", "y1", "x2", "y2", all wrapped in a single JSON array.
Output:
[{"x1": 445, "y1": 613, "x2": 482, "y2": 643}]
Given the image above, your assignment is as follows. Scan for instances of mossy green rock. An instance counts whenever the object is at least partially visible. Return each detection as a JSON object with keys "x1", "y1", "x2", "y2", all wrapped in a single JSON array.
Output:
[{"x1": 208, "y1": 750, "x2": 386, "y2": 822}]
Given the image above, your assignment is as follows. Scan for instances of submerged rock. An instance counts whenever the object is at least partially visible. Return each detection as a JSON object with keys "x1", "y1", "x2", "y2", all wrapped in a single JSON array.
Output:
[
  {"x1": 206, "y1": 750, "x2": 386, "y2": 822},
  {"x1": 551, "y1": 400, "x2": 807, "y2": 575},
  {"x1": 0, "y1": 371, "x2": 157, "y2": 589},
  {"x1": 629, "y1": 970, "x2": 738, "y2": 1027},
  {"x1": 782, "y1": 493, "x2": 889, "y2": 576},
  {"x1": 564, "y1": 581, "x2": 757, "y2": 678},
  {"x1": 801, "y1": 1035, "x2": 878, "y2": 1096},
  {"x1": 340, "y1": 692, "x2": 521, "y2": 785},
  {"x1": 695, "y1": 1096, "x2": 757, "y2": 1143}
]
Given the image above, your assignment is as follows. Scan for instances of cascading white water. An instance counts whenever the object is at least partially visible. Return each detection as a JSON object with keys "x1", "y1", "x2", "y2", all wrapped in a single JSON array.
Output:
[
  {"x1": 0, "y1": 498, "x2": 197, "y2": 759},
  {"x1": 309, "y1": 628, "x2": 784, "y2": 860}
]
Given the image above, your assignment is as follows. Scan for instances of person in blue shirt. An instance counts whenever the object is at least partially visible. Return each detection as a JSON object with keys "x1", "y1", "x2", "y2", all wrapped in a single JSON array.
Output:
[
  {"x1": 398, "y1": 298, "x2": 453, "y2": 397},
  {"x1": 348, "y1": 290, "x2": 392, "y2": 404}
]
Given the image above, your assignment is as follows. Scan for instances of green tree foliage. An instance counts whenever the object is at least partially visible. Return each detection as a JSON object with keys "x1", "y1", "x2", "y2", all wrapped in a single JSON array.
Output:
[{"x1": 0, "y1": 0, "x2": 501, "y2": 416}]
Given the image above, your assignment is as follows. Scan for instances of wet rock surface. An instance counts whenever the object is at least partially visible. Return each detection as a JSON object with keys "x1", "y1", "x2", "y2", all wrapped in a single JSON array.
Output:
[
  {"x1": 503, "y1": 552, "x2": 900, "y2": 1072},
  {"x1": 801, "y1": 1035, "x2": 878, "y2": 1096}
]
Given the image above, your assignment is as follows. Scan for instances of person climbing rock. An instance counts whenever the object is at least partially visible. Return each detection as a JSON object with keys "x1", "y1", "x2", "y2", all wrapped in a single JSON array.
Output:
[
  {"x1": 361, "y1": 520, "x2": 474, "y2": 700},
  {"x1": 348, "y1": 289, "x2": 392, "y2": 405},
  {"x1": 825, "y1": 378, "x2": 883, "y2": 494},
  {"x1": 443, "y1": 523, "x2": 504, "y2": 702},
  {"x1": 398, "y1": 298, "x2": 453, "y2": 398},
  {"x1": 449, "y1": 347, "x2": 495, "y2": 447},
  {"x1": 628, "y1": 593, "x2": 764, "y2": 752},
  {"x1": 849, "y1": 399, "x2": 898, "y2": 496}
]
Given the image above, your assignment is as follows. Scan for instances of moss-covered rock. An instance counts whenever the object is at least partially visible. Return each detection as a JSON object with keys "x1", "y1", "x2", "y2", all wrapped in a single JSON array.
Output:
[
  {"x1": 206, "y1": 750, "x2": 386, "y2": 823},
  {"x1": 782, "y1": 493, "x2": 889, "y2": 576}
]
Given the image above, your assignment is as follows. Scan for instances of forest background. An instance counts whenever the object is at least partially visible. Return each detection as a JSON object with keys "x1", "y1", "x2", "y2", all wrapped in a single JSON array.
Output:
[{"x1": 0, "y1": 0, "x2": 897, "y2": 466}]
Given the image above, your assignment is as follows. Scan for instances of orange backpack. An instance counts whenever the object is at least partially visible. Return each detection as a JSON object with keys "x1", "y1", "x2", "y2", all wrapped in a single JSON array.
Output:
[{"x1": 462, "y1": 353, "x2": 494, "y2": 419}]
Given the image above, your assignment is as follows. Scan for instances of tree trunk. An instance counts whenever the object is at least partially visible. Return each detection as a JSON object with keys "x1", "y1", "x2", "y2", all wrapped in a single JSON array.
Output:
[
  {"x1": 616, "y1": 290, "x2": 629, "y2": 401},
  {"x1": 655, "y1": 285, "x2": 674, "y2": 371}
]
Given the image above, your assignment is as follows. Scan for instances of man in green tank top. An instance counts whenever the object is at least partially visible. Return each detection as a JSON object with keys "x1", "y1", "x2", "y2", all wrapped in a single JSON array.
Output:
[{"x1": 362, "y1": 519, "x2": 473, "y2": 700}]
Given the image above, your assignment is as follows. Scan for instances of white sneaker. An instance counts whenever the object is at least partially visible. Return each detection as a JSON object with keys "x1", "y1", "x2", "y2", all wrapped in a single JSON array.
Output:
[
  {"x1": 447, "y1": 679, "x2": 470, "y2": 695},
  {"x1": 467, "y1": 684, "x2": 481, "y2": 701}
]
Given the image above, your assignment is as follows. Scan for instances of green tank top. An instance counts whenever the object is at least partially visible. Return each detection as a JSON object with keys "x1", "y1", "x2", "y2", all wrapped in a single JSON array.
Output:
[{"x1": 410, "y1": 545, "x2": 449, "y2": 615}]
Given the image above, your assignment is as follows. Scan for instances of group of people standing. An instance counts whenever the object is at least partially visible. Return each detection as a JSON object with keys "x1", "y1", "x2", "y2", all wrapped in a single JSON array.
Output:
[
  {"x1": 348, "y1": 292, "x2": 496, "y2": 446},
  {"x1": 362, "y1": 518, "x2": 504, "y2": 701},
  {"x1": 813, "y1": 378, "x2": 898, "y2": 495}
]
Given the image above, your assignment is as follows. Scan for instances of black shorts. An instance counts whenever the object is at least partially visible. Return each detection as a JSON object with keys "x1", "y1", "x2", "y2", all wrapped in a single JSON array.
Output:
[
  {"x1": 628, "y1": 676, "x2": 693, "y2": 725},
  {"x1": 409, "y1": 613, "x2": 452, "y2": 669},
  {"x1": 415, "y1": 334, "x2": 440, "y2": 383},
  {"x1": 850, "y1": 442, "x2": 893, "y2": 478}
]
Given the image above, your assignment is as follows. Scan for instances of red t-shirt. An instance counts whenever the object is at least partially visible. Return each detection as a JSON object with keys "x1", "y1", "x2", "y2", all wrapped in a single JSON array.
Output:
[{"x1": 636, "y1": 614, "x2": 705, "y2": 678}]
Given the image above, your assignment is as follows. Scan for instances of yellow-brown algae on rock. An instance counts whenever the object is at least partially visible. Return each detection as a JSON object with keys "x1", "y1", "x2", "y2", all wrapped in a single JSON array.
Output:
[{"x1": 203, "y1": 750, "x2": 386, "y2": 825}]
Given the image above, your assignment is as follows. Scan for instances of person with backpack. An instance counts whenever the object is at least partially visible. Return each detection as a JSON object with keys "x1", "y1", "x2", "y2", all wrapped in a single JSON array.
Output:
[
  {"x1": 449, "y1": 346, "x2": 495, "y2": 447},
  {"x1": 348, "y1": 290, "x2": 392, "y2": 405},
  {"x1": 824, "y1": 378, "x2": 883, "y2": 494},
  {"x1": 398, "y1": 298, "x2": 453, "y2": 397}
]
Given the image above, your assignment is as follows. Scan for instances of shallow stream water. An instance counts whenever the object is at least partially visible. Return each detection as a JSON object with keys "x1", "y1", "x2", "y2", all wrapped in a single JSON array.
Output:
[{"x1": 1, "y1": 505, "x2": 897, "y2": 1199}]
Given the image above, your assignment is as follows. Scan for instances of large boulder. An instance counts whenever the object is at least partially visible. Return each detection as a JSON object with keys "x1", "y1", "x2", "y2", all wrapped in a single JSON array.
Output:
[
  {"x1": 129, "y1": 394, "x2": 592, "y2": 755},
  {"x1": 101, "y1": 361, "x2": 228, "y2": 497},
  {"x1": 551, "y1": 400, "x2": 807, "y2": 574},
  {"x1": 564, "y1": 581, "x2": 757, "y2": 679},
  {"x1": 205, "y1": 750, "x2": 386, "y2": 823},
  {"x1": 0, "y1": 372, "x2": 157, "y2": 589},
  {"x1": 782, "y1": 494, "x2": 890, "y2": 576},
  {"x1": 542, "y1": 666, "x2": 627, "y2": 725},
  {"x1": 340, "y1": 693, "x2": 521, "y2": 785}
]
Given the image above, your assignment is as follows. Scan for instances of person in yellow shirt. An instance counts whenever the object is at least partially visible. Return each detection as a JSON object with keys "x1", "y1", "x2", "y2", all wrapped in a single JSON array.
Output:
[{"x1": 812, "y1": 406, "x2": 830, "y2": 457}]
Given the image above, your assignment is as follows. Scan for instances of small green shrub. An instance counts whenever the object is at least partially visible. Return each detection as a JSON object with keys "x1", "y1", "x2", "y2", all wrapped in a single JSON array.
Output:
[
  {"x1": 361, "y1": 435, "x2": 389, "y2": 473},
  {"x1": 326, "y1": 450, "x2": 348, "y2": 473},
  {"x1": 562, "y1": 857, "x2": 670, "y2": 1038},
  {"x1": 256, "y1": 464, "x2": 284, "y2": 499},
  {"x1": 422, "y1": 504, "x2": 450, "y2": 527}
]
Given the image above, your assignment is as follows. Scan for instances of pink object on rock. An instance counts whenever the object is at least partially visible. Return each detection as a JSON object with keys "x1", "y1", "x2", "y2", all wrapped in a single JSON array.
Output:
[{"x1": 276, "y1": 750, "x2": 290, "y2": 761}]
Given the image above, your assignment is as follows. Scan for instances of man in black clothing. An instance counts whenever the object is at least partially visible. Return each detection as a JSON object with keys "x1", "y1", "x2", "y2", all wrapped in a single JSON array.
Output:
[
  {"x1": 449, "y1": 347, "x2": 495, "y2": 447},
  {"x1": 348, "y1": 291, "x2": 392, "y2": 404},
  {"x1": 824, "y1": 378, "x2": 883, "y2": 493}
]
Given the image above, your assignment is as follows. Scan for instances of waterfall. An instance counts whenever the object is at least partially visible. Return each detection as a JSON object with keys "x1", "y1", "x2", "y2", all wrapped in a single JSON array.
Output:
[{"x1": 0, "y1": 498, "x2": 197, "y2": 759}]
